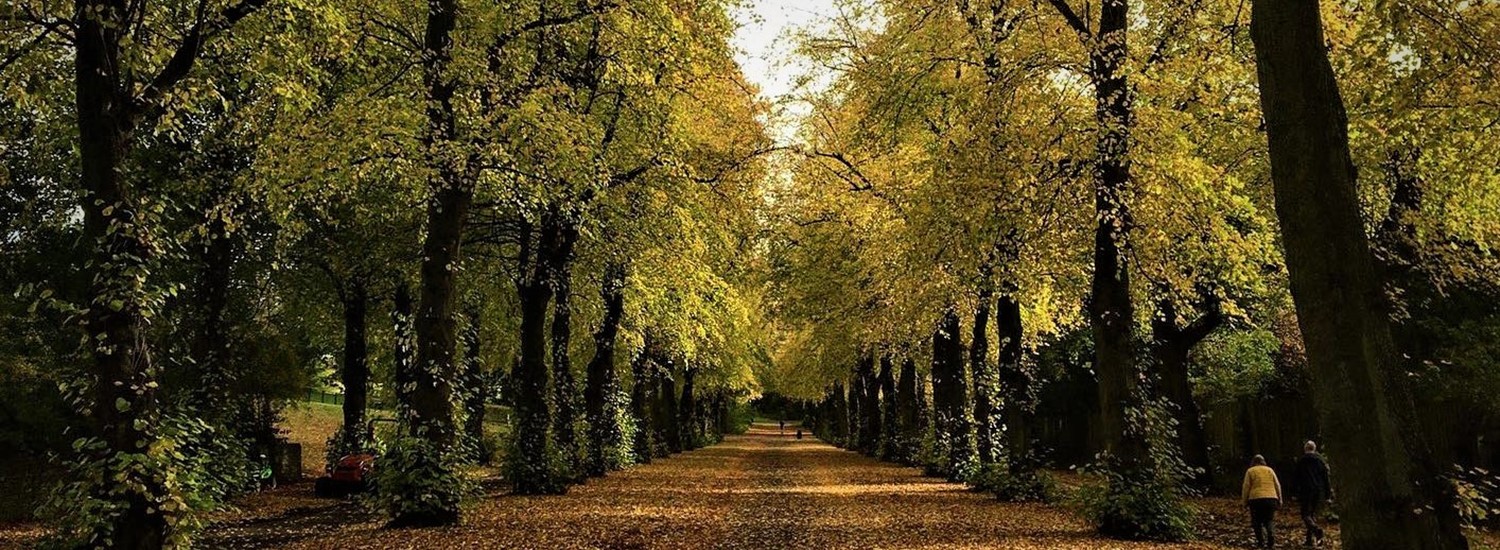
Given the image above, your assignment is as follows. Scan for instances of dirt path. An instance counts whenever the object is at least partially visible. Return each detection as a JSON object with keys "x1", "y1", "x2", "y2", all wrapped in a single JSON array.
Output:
[{"x1": 202, "y1": 423, "x2": 1234, "y2": 549}]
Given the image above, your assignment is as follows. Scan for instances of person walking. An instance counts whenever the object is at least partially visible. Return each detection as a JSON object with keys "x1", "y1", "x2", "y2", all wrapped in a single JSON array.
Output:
[
  {"x1": 1242, "y1": 454, "x2": 1284, "y2": 549},
  {"x1": 1294, "y1": 440, "x2": 1332, "y2": 547}
]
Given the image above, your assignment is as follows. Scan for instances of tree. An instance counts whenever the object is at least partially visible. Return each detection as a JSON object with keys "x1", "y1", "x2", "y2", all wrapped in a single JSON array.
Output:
[
  {"x1": 1, "y1": 0, "x2": 277, "y2": 544},
  {"x1": 1250, "y1": 1, "x2": 1469, "y2": 547}
]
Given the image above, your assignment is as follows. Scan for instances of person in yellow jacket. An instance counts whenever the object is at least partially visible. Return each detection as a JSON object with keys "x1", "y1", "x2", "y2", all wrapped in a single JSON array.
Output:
[{"x1": 1242, "y1": 454, "x2": 1284, "y2": 548}]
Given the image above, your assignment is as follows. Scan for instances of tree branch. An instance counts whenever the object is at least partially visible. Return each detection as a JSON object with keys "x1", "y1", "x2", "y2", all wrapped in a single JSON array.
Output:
[
  {"x1": 1042, "y1": 0, "x2": 1091, "y2": 40},
  {"x1": 131, "y1": 0, "x2": 271, "y2": 124}
]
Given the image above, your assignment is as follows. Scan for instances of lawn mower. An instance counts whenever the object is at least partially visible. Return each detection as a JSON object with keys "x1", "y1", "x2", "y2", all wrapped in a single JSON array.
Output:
[{"x1": 314, "y1": 417, "x2": 395, "y2": 498}]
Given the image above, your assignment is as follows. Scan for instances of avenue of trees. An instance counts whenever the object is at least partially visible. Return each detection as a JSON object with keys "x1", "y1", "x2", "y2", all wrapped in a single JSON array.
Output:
[
  {"x1": 2, "y1": 0, "x2": 1499, "y2": 549},
  {"x1": 776, "y1": 0, "x2": 1500, "y2": 547},
  {"x1": 3, "y1": 0, "x2": 768, "y2": 547}
]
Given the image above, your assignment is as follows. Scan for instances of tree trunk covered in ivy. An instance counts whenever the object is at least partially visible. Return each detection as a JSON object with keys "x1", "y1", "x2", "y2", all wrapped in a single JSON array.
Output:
[
  {"x1": 1150, "y1": 297, "x2": 1220, "y2": 487},
  {"x1": 971, "y1": 285, "x2": 996, "y2": 465},
  {"x1": 1250, "y1": 2, "x2": 1468, "y2": 548},
  {"x1": 75, "y1": 15, "x2": 167, "y2": 547},
  {"x1": 995, "y1": 290, "x2": 1033, "y2": 469},
  {"x1": 70, "y1": 0, "x2": 270, "y2": 541},
  {"x1": 932, "y1": 310, "x2": 973, "y2": 478},
  {"x1": 585, "y1": 262, "x2": 626, "y2": 476},
  {"x1": 397, "y1": 0, "x2": 469, "y2": 524},
  {"x1": 1083, "y1": 0, "x2": 1151, "y2": 478},
  {"x1": 548, "y1": 219, "x2": 581, "y2": 481},
  {"x1": 629, "y1": 346, "x2": 654, "y2": 464},
  {"x1": 340, "y1": 277, "x2": 371, "y2": 449},
  {"x1": 393, "y1": 282, "x2": 416, "y2": 411},
  {"x1": 187, "y1": 189, "x2": 238, "y2": 417},
  {"x1": 513, "y1": 218, "x2": 562, "y2": 494},
  {"x1": 878, "y1": 353, "x2": 898, "y2": 460},
  {"x1": 460, "y1": 303, "x2": 487, "y2": 463}
]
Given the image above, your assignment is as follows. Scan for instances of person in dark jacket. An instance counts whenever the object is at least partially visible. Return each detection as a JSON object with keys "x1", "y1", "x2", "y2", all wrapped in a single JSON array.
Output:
[{"x1": 1294, "y1": 440, "x2": 1332, "y2": 546}]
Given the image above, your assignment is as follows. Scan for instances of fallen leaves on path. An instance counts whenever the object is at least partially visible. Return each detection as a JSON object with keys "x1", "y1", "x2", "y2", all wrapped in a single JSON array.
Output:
[{"x1": 201, "y1": 424, "x2": 1231, "y2": 549}]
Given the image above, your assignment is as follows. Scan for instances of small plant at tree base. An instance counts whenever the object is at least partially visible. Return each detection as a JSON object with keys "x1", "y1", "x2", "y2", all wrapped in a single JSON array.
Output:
[
  {"x1": 371, "y1": 435, "x2": 472, "y2": 527},
  {"x1": 917, "y1": 426, "x2": 947, "y2": 477},
  {"x1": 1074, "y1": 396, "x2": 1200, "y2": 542},
  {"x1": 502, "y1": 425, "x2": 571, "y2": 495},
  {"x1": 40, "y1": 413, "x2": 253, "y2": 549},
  {"x1": 1074, "y1": 464, "x2": 1197, "y2": 542},
  {"x1": 325, "y1": 423, "x2": 371, "y2": 469},
  {"x1": 607, "y1": 392, "x2": 639, "y2": 471},
  {"x1": 970, "y1": 462, "x2": 1056, "y2": 503}
]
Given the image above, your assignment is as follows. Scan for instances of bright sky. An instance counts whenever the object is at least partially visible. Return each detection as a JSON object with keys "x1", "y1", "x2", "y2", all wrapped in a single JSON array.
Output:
[{"x1": 730, "y1": 0, "x2": 843, "y2": 144}]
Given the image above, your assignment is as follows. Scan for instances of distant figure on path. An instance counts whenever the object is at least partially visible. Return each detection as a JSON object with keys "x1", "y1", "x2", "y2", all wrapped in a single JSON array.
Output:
[
  {"x1": 779, "y1": 419, "x2": 785, "y2": 435},
  {"x1": 1242, "y1": 454, "x2": 1283, "y2": 549},
  {"x1": 796, "y1": 429, "x2": 803, "y2": 439},
  {"x1": 1294, "y1": 440, "x2": 1332, "y2": 547}
]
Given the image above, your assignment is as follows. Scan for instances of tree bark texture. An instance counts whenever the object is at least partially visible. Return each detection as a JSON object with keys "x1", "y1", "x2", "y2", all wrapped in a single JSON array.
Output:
[{"x1": 1251, "y1": 1, "x2": 1469, "y2": 547}]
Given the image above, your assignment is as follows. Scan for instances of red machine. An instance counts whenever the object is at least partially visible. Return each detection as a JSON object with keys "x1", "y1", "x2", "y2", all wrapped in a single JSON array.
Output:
[{"x1": 314, "y1": 452, "x2": 376, "y2": 497}]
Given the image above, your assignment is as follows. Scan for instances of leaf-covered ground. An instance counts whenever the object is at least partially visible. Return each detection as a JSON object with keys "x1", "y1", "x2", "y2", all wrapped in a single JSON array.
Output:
[
  {"x1": 198, "y1": 424, "x2": 1231, "y2": 549},
  {"x1": 7, "y1": 424, "x2": 1496, "y2": 549}
]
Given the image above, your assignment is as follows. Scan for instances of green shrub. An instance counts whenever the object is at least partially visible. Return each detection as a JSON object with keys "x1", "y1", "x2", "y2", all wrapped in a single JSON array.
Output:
[
  {"x1": 970, "y1": 462, "x2": 1056, "y2": 503},
  {"x1": 500, "y1": 426, "x2": 570, "y2": 495},
  {"x1": 324, "y1": 423, "x2": 371, "y2": 470},
  {"x1": 726, "y1": 401, "x2": 755, "y2": 435},
  {"x1": 1072, "y1": 395, "x2": 1200, "y2": 542},
  {"x1": 369, "y1": 434, "x2": 471, "y2": 526},
  {"x1": 608, "y1": 398, "x2": 638, "y2": 471},
  {"x1": 40, "y1": 414, "x2": 253, "y2": 549},
  {"x1": 1074, "y1": 464, "x2": 1197, "y2": 542},
  {"x1": 1453, "y1": 466, "x2": 1500, "y2": 529}
]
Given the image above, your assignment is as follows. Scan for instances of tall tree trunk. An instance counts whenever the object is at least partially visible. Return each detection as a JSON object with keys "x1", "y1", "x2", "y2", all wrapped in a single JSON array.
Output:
[
  {"x1": 995, "y1": 290, "x2": 1033, "y2": 469},
  {"x1": 657, "y1": 360, "x2": 680, "y2": 455},
  {"x1": 585, "y1": 262, "x2": 627, "y2": 476},
  {"x1": 895, "y1": 356, "x2": 918, "y2": 462},
  {"x1": 340, "y1": 278, "x2": 371, "y2": 449},
  {"x1": 1250, "y1": 3, "x2": 1468, "y2": 548},
  {"x1": 1150, "y1": 297, "x2": 1219, "y2": 487},
  {"x1": 549, "y1": 221, "x2": 581, "y2": 480},
  {"x1": 856, "y1": 353, "x2": 880, "y2": 455},
  {"x1": 188, "y1": 189, "x2": 237, "y2": 416},
  {"x1": 397, "y1": 0, "x2": 467, "y2": 525},
  {"x1": 915, "y1": 367, "x2": 930, "y2": 439},
  {"x1": 878, "y1": 352, "x2": 898, "y2": 460},
  {"x1": 971, "y1": 286, "x2": 997, "y2": 465},
  {"x1": 1085, "y1": 0, "x2": 1149, "y2": 473},
  {"x1": 629, "y1": 346, "x2": 654, "y2": 464},
  {"x1": 932, "y1": 310, "x2": 974, "y2": 478},
  {"x1": 831, "y1": 380, "x2": 849, "y2": 445},
  {"x1": 74, "y1": 4, "x2": 167, "y2": 544},
  {"x1": 515, "y1": 250, "x2": 560, "y2": 493},
  {"x1": 716, "y1": 392, "x2": 731, "y2": 437},
  {"x1": 461, "y1": 302, "x2": 487, "y2": 463},
  {"x1": 678, "y1": 367, "x2": 697, "y2": 450},
  {"x1": 393, "y1": 282, "x2": 416, "y2": 411},
  {"x1": 847, "y1": 367, "x2": 863, "y2": 450}
]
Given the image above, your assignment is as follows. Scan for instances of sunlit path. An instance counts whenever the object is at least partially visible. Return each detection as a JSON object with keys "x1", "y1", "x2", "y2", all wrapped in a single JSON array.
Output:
[{"x1": 200, "y1": 423, "x2": 1229, "y2": 550}]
